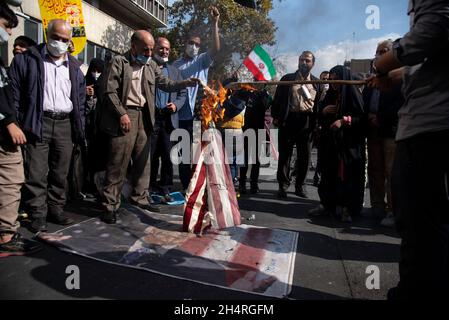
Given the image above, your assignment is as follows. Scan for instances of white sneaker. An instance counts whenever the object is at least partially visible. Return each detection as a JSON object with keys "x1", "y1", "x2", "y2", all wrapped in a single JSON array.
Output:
[
  {"x1": 381, "y1": 212, "x2": 395, "y2": 227},
  {"x1": 341, "y1": 208, "x2": 352, "y2": 223}
]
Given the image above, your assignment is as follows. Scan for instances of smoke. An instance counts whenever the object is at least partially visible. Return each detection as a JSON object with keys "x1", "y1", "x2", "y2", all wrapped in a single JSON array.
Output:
[{"x1": 272, "y1": 0, "x2": 331, "y2": 47}]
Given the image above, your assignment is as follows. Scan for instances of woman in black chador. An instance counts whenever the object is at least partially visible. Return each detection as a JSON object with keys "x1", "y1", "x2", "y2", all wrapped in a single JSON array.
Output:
[
  {"x1": 310, "y1": 65, "x2": 367, "y2": 222},
  {"x1": 68, "y1": 58, "x2": 105, "y2": 199}
]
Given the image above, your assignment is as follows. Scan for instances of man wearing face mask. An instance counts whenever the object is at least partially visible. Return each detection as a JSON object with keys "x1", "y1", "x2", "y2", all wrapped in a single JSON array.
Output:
[
  {"x1": 9, "y1": 19, "x2": 86, "y2": 233},
  {"x1": 151, "y1": 37, "x2": 186, "y2": 202},
  {"x1": 0, "y1": 0, "x2": 42, "y2": 257},
  {"x1": 98, "y1": 30, "x2": 198, "y2": 224},
  {"x1": 172, "y1": 6, "x2": 221, "y2": 191},
  {"x1": 272, "y1": 51, "x2": 322, "y2": 199}
]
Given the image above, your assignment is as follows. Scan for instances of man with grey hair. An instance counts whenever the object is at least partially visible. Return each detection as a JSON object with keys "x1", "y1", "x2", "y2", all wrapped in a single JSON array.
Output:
[
  {"x1": 9, "y1": 19, "x2": 86, "y2": 233},
  {"x1": 98, "y1": 30, "x2": 197, "y2": 224},
  {"x1": 363, "y1": 39, "x2": 403, "y2": 227}
]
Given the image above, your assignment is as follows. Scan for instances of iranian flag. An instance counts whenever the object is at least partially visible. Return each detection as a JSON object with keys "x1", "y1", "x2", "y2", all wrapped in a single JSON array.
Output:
[{"x1": 243, "y1": 45, "x2": 276, "y2": 81}]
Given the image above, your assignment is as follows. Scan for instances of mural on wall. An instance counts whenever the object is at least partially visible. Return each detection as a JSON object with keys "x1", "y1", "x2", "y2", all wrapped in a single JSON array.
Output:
[{"x1": 38, "y1": 0, "x2": 87, "y2": 55}]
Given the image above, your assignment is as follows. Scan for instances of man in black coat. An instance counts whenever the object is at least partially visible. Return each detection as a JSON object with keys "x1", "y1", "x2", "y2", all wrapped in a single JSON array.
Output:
[{"x1": 271, "y1": 51, "x2": 322, "y2": 199}]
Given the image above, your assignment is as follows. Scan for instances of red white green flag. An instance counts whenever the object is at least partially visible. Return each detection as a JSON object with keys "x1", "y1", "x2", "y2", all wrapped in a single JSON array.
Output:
[{"x1": 243, "y1": 45, "x2": 277, "y2": 81}]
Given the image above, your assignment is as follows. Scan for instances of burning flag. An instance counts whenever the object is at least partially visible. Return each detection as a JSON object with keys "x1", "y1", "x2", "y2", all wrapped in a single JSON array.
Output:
[
  {"x1": 243, "y1": 45, "x2": 276, "y2": 81},
  {"x1": 183, "y1": 83, "x2": 241, "y2": 234}
]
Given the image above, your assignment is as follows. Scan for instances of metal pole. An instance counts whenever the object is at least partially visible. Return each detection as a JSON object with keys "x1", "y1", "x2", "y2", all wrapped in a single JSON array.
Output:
[{"x1": 225, "y1": 79, "x2": 367, "y2": 89}]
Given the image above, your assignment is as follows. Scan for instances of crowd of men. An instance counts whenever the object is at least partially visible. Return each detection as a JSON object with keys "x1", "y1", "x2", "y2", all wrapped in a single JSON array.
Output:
[{"x1": 0, "y1": 0, "x2": 448, "y2": 300}]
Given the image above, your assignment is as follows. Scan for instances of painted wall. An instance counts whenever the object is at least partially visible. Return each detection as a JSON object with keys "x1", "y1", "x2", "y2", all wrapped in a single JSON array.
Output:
[{"x1": 7, "y1": 0, "x2": 134, "y2": 64}]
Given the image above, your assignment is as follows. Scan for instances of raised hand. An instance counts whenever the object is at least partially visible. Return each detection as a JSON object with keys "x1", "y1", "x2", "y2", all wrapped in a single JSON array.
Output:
[{"x1": 210, "y1": 6, "x2": 220, "y2": 24}]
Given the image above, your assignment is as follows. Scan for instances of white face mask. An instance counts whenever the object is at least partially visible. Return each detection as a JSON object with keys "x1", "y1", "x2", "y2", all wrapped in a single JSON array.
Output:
[
  {"x1": 186, "y1": 44, "x2": 199, "y2": 58},
  {"x1": 156, "y1": 54, "x2": 169, "y2": 63},
  {"x1": 47, "y1": 39, "x2": 69, "y2": 57},
  {"x1": 92, "y1": 72, "x2": 101, "y2": 81},
  {"x1": 0, "y1": 27, "x2": 10, "y2": 44}
]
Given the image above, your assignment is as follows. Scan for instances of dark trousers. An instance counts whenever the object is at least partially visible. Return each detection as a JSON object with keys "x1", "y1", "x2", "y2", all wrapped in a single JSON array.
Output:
[
  {"x1": 277, "y1": 114, "x2": 312, "y2": 191},
  {"x1": 22, "y1": 116, "x2": 73, "y2": 219},
  {"x1": 317, "y1": 133, "x2": 338, "y2": 212},
  {"x1": 102, "y1": 108, "x2": 152, "y2": 212},
  {"x1": 150, "y1": 115, "x2": 174, "y2": 195},
  {"x1": 178, "y1": 119, "x2": 193, "y2": 190},
  {"x1": 392, "y1": 130, "x2": 449, "y2": 298},
  {"x1": 318, "y1": 132, "x2": 365, "y2": 215},
  {"x1": 240, "y1": 129, "x2": 261, "y2": 186}
]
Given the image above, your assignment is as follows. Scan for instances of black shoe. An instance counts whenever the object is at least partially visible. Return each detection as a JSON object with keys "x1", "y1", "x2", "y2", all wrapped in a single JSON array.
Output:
[
  {"x1": 0, "y1": 233, "x2": 42, "y2": 258},
  {"x1": 239, "y1": 184, "x2": 248, "y2": 195},
  {"x1": 30, "y1": 218, "x2": 48, "y2": 233},
  {"x1": 47, "y1": 213, "x2": 74, "y2": 226},
  {"x1": 250, "y1": 184, "x2": 260, "y2": 194},
  {"x1": 130, "y1": 201, "x2": 161, "y2": 213},
  {"x1": 277, "y1": 189, "x2": 287, "y2": 199},
  {"x1": 295, "y1": 187, "x2": 308, "y2": 198},
  {"x1": 101, "y1": 211, "x2": 117, "y2": 224}
]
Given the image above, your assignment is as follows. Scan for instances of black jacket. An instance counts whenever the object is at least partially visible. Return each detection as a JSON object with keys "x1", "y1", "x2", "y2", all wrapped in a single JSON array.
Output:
[
  {"x1": 271, "y1": 71, "x2": 322, "y2": 131},
  {"x1": 234, "y1": 88, "x2": 272, "y2": 130},
  {"x1": 0, "y1": 58, "x2": 16, "y2": 145},
  {"x1": 9, "y1": 44, "x2": 86, "y2": 143},
  {"x1": 363, "y1": 83, "x2": 404, "y2": 138}
]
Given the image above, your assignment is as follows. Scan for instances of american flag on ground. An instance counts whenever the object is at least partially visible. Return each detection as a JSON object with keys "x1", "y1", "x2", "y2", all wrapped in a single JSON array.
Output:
[{"x1": 38, "y1": 208, "x2": 298, "y2": 298}]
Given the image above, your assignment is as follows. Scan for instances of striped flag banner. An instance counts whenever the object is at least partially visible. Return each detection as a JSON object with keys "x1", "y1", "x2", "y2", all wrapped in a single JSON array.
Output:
[
  {"x1": 183, "y1": 129, "x2": 241, "y2": 233},
  {"x1": 243, "y1": 45, "x2": 277, "y2": 81},
  {"x1": 38, "y1": 208, "x2": 298, "y2": 298}
]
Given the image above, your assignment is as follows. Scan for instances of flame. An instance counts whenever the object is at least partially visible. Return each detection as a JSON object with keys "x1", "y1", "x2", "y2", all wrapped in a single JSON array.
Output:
[
  {"x1": 200, "y1": 82, "x2": 229, "y2": 131},
  {"x1": 239, "y1": 84, "x2": 257, "y2": 92}
]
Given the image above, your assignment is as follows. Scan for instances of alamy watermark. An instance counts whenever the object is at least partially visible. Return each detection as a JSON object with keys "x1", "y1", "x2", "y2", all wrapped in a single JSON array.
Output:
[
  {"x1": 170, "y1": 121, "x2": 279, "y2": 167},
  {"x1": 365, "y1": 265, "x2": 380, "y2": 290},
  {"x1": 366, "y1": 5, "x2": 381, "y2": 30},
  {"x1": 65, "y1": 265, "x2": 80, "y2": 290}
]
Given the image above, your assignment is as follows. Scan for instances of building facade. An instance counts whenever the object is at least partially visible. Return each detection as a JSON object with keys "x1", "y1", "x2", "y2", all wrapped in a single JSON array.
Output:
[{"x1": 1, "y1": 0, "x2": 168, "y2": 70}]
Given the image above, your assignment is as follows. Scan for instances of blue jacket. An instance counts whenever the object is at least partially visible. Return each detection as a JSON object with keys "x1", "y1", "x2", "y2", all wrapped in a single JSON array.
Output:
[
  {"x1": 159, "y1": 63, "x2": 187, "y2": 130},
  {"x1": 9, "y1": 44, "x2": 86, "y2": 143}
]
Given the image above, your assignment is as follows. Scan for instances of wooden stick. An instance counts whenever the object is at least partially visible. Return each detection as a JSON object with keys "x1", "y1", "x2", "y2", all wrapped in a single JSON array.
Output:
[{"x1": 225, "y1": 79, "x2": 367, "y2": 89}]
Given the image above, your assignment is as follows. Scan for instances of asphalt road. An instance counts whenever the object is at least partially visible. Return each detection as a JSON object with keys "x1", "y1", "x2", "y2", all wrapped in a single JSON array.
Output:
[{"x1": 0, "y1": 152, "x2": 400, "y2": 301}]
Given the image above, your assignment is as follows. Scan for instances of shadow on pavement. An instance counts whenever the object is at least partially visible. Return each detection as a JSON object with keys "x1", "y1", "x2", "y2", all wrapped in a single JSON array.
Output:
[{"x1": 296, "y1": 230, "x2": 399, "y2": 263}]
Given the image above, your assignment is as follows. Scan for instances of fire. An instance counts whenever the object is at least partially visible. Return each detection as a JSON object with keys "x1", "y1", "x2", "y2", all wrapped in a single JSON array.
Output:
[
  {"x1": 200, "y1": 82, "x2": 229, "y2": 131},
  {"x1": 199, "y1": 82, "x2": 258, "y2": 131},
  {"x1": 239, "y1": 84, "x2": 257, "y2": 92}
]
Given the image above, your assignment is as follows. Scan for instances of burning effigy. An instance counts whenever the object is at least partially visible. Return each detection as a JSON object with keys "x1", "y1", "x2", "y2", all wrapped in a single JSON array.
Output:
[{"x1": 182, "y1": 82, "x2": 242, "y2": 234}]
